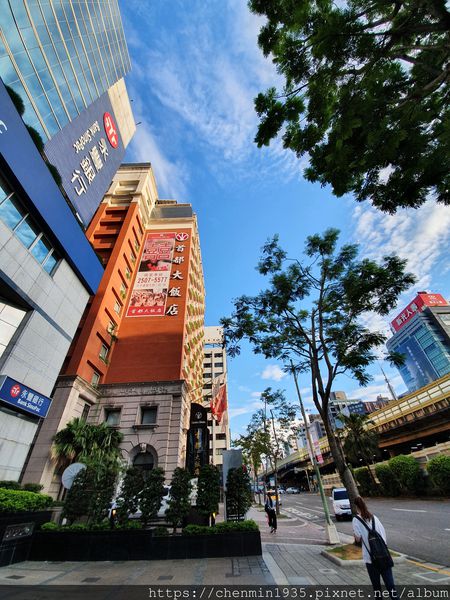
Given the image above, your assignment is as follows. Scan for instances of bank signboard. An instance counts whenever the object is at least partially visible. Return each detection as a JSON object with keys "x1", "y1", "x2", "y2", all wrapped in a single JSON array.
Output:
[
  {"x1": 0, "y1": 375, "x2": 52, "y2": 419},
  {"x1": 44, "y1": 91, "x2": 125, "y2": 227}
]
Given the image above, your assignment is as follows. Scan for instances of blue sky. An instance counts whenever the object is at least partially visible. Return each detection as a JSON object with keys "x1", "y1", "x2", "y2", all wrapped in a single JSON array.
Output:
[{"x1": 121, "y1": 0, "x2": 450, "y2": 438}]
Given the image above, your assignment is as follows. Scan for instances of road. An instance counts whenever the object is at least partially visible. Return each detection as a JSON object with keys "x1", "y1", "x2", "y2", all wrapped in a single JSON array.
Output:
[{"x1": 281, "y1": 492, "x2": 450, "y2": 566}]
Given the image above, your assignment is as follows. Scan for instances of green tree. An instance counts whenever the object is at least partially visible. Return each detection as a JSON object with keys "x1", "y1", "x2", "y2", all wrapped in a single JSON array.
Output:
[
  {"x1": 340, "y1": 413, "x2": 379, "y2": 487},
  {"x1": 196, "y1": 464, "x2": 221, "y2": 525},
  {"x1": 52, "y1": 418, "x2": 123, "y2": 469},
  {"x1": 165, "y1": 468, "x2": 192, "y2": 533},
  {"x1": 250, "y1": 0, "x2": 450, "y2": 212},
  {"x1": 375, "y1": 462, "x2": 401, "y2": 496},
  {"x1": 233, "y1": 428, "x2": 270, "y2": 505},
  {"x1": 389, "y1": 454, "x2": 421, "y2": 494},
  {"x1": 139, "y1": 467, "x2": 165, "y2": 526},
  {"x1": 226, "y1": 466, "x2": 252, "y2": 521},
  {"x1": 427, "y1": 455, "x2": 450, "y2": 494},
  {"x1": 221, "y1": 229, "x2": 415, "y2": 510},
  {"x1": 115, "y1": 467, "x2": 144, "y2": 525}
]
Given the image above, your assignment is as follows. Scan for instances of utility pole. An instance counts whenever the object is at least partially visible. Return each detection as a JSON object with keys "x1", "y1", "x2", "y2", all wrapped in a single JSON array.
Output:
[{"x1": 290, "y1": 361, "x2": 340, "y2": 544}]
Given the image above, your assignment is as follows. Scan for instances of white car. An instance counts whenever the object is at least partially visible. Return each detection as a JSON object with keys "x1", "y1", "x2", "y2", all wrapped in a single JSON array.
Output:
[
  {"x1": 286, "y1": 487, "x2": 300, "y2": 494},
  {"x1": 330, "y1": 487, "x2": 351, "y2": 521}
]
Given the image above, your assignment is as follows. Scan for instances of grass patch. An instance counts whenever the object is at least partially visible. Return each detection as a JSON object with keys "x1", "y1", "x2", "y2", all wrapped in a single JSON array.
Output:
[{"x1": 328, "y1": 544, "x2": 399, "y2": 560}]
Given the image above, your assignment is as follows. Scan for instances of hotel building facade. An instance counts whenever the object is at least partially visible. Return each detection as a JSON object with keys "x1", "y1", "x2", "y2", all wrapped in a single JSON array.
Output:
[{"x1": 23, "y1": 164, "x2": 206, "y2": 495}]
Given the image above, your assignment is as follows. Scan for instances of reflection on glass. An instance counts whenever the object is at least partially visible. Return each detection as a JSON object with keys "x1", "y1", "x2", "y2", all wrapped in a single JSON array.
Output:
[
  {"x1": 15, "y1": 216, "x2": 38, "y2": 248},
  {"x1": 31, "y1": 235, "x2": 51, "y2": 264},
  {"x1": 0, "y1": 196, "x2": 24, "y2": 230},
  {"x1": 43, "y1": 253, "x2": 58, "y2": 274}
]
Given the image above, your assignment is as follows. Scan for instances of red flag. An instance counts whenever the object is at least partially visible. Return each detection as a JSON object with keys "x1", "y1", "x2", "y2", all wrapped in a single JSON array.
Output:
[{"x1": 210, "y1": 376, "x2": 227, "y2": 424}]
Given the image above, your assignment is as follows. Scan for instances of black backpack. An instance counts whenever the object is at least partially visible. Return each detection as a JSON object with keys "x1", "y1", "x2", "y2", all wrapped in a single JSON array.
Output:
[{"x1": 355, "y1": 515, "x2": 394, "y2": 570}]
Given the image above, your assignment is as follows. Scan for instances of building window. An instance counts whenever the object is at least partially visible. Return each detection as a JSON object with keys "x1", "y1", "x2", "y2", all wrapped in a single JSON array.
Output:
[
  {"x1": 81, "y1": 403, "x2": 90, "y2": 421},
  {"x1": 107, "y1": 320, "x2": 117, "y2": 335},
  {"x1": 105, "y1": 408, "x2": 121, "y2": 426},
  {"x1": 134, "y1": 239, "x2": 140, "y2": 252},
  {"x1": 125, "y1": 267, "x2": 131, "y2": 280},
  {"x1": 130, "y1": 251, "x2": 136, "y2": 264},
  {"x1": 207, "y1": 420, "x2": 213, "y2": 426},
  {"x1": 214, "y1": 362, "x2": 223, "y2": 369},
  {"x1": 0, "y1": 301, "x2": 27, "y2": 359},
  {"x1": 215, "y1": 448, "x2": 224, "y2": 456},
  {"x1": 204, "y1": 383, "x2": 212, "y2": 390},
  {"x1": 99, "y1": 343, "x2": 109, "y2": 362},
  {"x1": 141, "y1": 407, "x2": 157, "y2": 425},
  {"x1": 120, "y1": 283, "x2": 127, "y2": 300},
  {"x1": 91, "y1": 371, "x2": 100, "y2": 386},
  {"x1": 113, "y1": 300, "x2": 122, "y2": 315},
  {"x1": 0, "y1": 178, "x2": 60, "y2": 274},
  {"x1": 133, "y1": 452, "x2": 154, "y2": 473},
  {"x1": 215, "y1": 433, "x2": 226, "y2": 440}
]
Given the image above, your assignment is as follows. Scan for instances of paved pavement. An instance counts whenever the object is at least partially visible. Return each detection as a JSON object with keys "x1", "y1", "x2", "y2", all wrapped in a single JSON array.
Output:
[
  {"x1": 0, "y1": 503, "x2": 449, "y2": 588},
  {"x1": 281, "y1": 492, "x2": 450, "y2": 566}
]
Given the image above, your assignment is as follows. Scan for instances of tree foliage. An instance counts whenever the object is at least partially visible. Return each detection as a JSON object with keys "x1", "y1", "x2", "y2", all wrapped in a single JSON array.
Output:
[
  {"x1": 221, "y1": 228, "x2": 415, "y2": 507},
  {"x1": 389, "y1": 454, "x2": 422, "y2": 493},
  {"x1": 427, "y1": 455, "x2": 450, "y2": 494},
  {"x1": 196, "y1": 464, "x2": 221, "y2": 522},
  {"x1": 139, "y1": 467, "x2": 166, "y2": 525},
  {"x1": 250, "y1": 0, "x2": 450, "y2": 212},
  {"x1": 115, "y1": 467, "x2": 144, "y2": 525},
  {"x1": 226, "y1": 467, "x2": 252, "y2": 520},
  {"x1": 52, "y1": 418, "x2": 123, "y2": 469},
  {"x1": 165, "y1": 468, "x2": 192, "y2": 533},
  {"x1": 340, "y1": 413, "x2": 379, "y2": 488}
]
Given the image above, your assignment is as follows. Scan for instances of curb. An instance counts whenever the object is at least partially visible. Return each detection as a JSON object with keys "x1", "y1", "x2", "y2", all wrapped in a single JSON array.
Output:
[{"x1": 321, "y1": 549, "x2": 407, "y2": 567}]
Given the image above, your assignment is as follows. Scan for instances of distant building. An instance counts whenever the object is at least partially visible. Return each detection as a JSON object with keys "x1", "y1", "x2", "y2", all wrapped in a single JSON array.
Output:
[
  {"x1": 386, "y1": 292, "x2": 450, "y2": 393},
  {"x1": 202, "y1": 326, "x2": 230, "y2": 472},
  {"x1": 328, "y1": 391, "x2": 366, "y2": 429},
  {"x1": 364, "y1": 395, "x2": 391, "y2": 414}
]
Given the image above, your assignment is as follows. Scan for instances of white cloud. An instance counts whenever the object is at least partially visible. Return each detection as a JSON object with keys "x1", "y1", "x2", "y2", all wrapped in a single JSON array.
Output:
[
  {"x1": 229, "y1": 407, "x2": 253, "y2": 419},
  {"x1": 352, "y1": 200, "x2": 450, "y2": 333},
  {"x1": 250, "y1": 391, "x2": 262, "y2": 398},
  {"x1": 261, "y1": 365, "x2": 287, "y2": 381},
  {"x1": 348, "y1": 374, "x2": 406, "y2": 402}
]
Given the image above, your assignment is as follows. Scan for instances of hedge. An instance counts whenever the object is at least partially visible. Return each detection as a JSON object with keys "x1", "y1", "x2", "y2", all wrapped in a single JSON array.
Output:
[
  {"x1": 183, "y1": 520, "x2": 259, "y2": 536},
  {"x1": 427, "y1": 455, "x2": 450, "y2": 494},
  {"x1": 0, "y1": 488, "x2": 53, "y2": 513},
  {"x1": 41, "y1": 520, "x2": 143, "y2": 532},
  {"x1": 374, "y1": 463, "x2": 401, "y2": 496},
  {"x1": 354, "y1": 467, "x2": 379, "y2": 496},
  {"x1": 389, "y1": 455, "x2": 422, "y2": 494}
]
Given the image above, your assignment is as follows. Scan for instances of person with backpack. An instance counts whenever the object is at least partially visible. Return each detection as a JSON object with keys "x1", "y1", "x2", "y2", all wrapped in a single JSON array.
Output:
[
  {"x1": 353, "y1": 496, "x2": 397, "y2": 598},
  {"x1": 264, "y1": 492, "x2": 277, "y2": 533}
]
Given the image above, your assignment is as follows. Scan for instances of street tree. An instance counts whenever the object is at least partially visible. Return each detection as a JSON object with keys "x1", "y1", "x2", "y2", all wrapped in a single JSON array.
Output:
[
  {"x1": 140, "y1": 467, "x2": 166, "y2": 526},
  {"x1": 232, "y1": 428, "x2": 270, "y2": 505},
  {"x1": 247, "y1": 388, "x2": 297, "y2": 513},
  {"x1": 115, "y1": 466, "x2": 145, "y2": 525},
  {"x1": 340, "y1": 413, "x2": 379, "y2": 487},
  {"x1": 166, "y1": 468, "x2": 192, "y2": 533},
  {"x1": 197, "y1": 464, "x2": 221, "y2": 525},
  {"x1": 250, "y1": 0, "x2": 450, "y2": 213},
  {"x1": 226, "y1": 466, "x2": 252, "y2": 520},
  {"x1": 221, "y1": 228, "x2": 415, "y2": 508}
]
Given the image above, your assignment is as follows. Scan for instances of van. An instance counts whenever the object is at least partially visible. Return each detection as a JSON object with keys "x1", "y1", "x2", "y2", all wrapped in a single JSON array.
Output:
[{"x1": 330, "y1": 487, "x2": 351, "y2": 520}]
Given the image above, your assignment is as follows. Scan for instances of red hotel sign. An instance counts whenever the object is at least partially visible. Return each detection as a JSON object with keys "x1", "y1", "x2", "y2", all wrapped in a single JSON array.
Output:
[{"x1": 391, "y1": 293, "x2": 448, "y2": 333}]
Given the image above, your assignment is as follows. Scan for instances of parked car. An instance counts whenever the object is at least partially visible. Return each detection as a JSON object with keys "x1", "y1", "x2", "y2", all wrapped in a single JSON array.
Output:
[
  {"x1": 109, "y1": 485, "x2": 171, "y2": 522},
  {"x1": 330, "y1": 487, "x2": 351, "y2": 521},
  {"x1": 286, "y1": 487, "x2": 300, "y2": 494}
]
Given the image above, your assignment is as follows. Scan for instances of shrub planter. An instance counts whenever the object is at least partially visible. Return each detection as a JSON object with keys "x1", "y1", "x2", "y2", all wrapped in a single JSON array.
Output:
[
  {"x1": 321, "y1": 545, "x2": 406, "y2": 567},
  {"x1": 29, "y1": 529, "x2": 261, "y2": 561},
  {"x1": 0, "y1": 510, "x2": 53, "y2": 567}
]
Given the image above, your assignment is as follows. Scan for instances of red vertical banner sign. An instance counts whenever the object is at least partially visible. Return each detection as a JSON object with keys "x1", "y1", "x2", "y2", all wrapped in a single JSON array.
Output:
[{"x1": 127, "y1": 232, "x2": 176, "y2": 317}]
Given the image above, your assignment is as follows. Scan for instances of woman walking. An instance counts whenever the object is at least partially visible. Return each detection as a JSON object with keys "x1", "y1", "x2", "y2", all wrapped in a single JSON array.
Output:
[{"x1": 353, "y1": 496, "x2": 397, "y2": 598}]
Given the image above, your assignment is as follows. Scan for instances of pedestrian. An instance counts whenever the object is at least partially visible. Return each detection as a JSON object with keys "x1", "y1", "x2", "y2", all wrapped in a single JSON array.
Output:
[
  {"x1": 352, "y1": 496, "x2": 397, "y2": 599},
  {"x1": 264, "y1": 492, "x2": 277, "y2": 533}
]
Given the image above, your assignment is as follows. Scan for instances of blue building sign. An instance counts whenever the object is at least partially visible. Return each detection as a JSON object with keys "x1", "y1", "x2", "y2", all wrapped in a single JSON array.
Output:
[
  {"x1": 0, "y1": 375, "x2": 52, "y2": 419},
  {"x1": 44, "y1": 91, "x2": 125, "y2": 227}
]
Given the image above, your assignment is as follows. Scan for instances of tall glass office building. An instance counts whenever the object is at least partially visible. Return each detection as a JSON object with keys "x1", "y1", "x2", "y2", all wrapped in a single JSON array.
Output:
[
  {"x1": 0, "y1": 0, "x2": 131, "y2": 141},
  {"x1": 387, "y1": 293, "x2": 450, "y2": 393}
]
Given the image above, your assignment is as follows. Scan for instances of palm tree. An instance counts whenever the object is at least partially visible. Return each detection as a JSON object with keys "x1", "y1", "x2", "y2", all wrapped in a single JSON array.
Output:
[
  {"x1": 51, "y1": 418, "x2": 123, "y2": 469},
  {"x1": 340, "y1": 413, "x2": 379, "y2": 487}
]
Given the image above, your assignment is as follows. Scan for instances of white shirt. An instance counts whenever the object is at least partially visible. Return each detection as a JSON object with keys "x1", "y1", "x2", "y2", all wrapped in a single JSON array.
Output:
[{"x1": 352, "y1": 515, "x2": 386, "y2": 564}]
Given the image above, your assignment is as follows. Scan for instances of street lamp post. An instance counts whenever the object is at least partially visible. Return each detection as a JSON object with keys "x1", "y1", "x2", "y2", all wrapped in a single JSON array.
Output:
[{"x1": 290, "y1": 361, "x2": 340, "y2": 544}]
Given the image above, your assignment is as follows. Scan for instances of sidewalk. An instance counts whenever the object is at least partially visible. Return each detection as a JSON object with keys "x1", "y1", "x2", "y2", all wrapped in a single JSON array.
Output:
[{"x1": 0, "y1": 504, "x2": 449, "y2": 586}]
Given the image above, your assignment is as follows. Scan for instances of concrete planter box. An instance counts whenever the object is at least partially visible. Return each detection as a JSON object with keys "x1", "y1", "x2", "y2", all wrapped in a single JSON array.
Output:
[
  {"x1": 0, "y1": 510, "x2": 53, "y2": 567},
  {"x1": 30, "y1": 530, "x2": 262, "y2": 561},
  {"x1": 321, "y1": 548, "x2": 406, "y2": 567}
]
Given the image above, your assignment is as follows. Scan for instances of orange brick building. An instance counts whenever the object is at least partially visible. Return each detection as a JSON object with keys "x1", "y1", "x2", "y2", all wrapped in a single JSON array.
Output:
[{"x1": 23, "y1": 164, "x2": 205, "y2": 495}]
